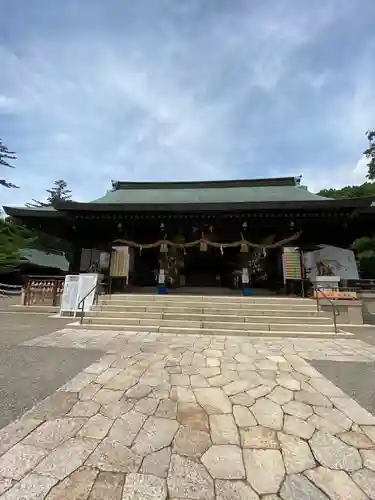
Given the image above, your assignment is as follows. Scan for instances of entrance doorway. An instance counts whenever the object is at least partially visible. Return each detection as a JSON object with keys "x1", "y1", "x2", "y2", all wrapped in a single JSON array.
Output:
[{"x1": 183, "y1": 247, "x2": 232, "y2": 287}]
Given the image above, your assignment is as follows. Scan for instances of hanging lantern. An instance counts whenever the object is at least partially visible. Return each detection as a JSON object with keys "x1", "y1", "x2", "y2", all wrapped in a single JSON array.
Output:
[
  {"x1": 220, "y1": 245, "x2": 224, "y2": 256},
  {"x1": 200, "y1": 240, "x2": 208, "y2": 252},
  {"x1": 139, "y1": 246, "x2": 143, "y2": 254},
  {"x1": 240, "y1": 242, "x2": 248, "y2": 253},
  {"x1": 160, "y1": 243, "x2": 168, "y2": 253}
]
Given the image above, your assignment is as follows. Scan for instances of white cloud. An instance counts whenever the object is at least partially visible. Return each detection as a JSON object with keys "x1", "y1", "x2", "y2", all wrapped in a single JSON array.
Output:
[{"x1": 0, "y1": 0, "x2": 374, "y2": 207}]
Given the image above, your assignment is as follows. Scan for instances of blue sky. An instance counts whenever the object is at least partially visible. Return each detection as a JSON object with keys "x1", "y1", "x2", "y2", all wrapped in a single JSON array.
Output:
[{"x1": 1, "y1": 0, "x2": 375, "y2": 206}]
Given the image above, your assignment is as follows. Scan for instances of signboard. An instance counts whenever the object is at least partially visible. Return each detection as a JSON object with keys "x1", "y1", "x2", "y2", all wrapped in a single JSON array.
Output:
[
  {"x1": 77, "y1": 274, "x2": 99, "y2": 312},
  {"x1": 282, "y1": 247, "x2": 302, "y2": 282},
  {"x1": 60, "y1": 275, "x2": 80, "y2": 313},
  {"x1": 314, "y1": 289, "x2": 357, "y2": 300},
  {"x1": 242, "y1": 268, "x2": 249, "y2": 284},
  {"x1": 304, "y1": 245, "x2": 359, "y2": 281},
  {"x1": 99, "y1": 252, "x2": 110, "y2": 270},
  {"x1": 60, "y1": 273, "x2": 99, "y2": 314},
  {"x1": 158, "y1": 269, "x2": 165, "y2": 284},
  {"x1": 110, "y1": 247, "x2": 129, "y2": 277},
  {"x1": 314, "y1": 276, "x2": 340, "y2": 290}
]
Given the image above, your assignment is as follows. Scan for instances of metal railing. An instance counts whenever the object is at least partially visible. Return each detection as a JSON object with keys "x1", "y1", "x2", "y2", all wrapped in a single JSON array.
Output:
[
  {"x1": 314, "y1": 286, "x2": 340, "y2": 334},
  {"x1": 77, "y1": 278, "x2": 104, "y2": 325}
]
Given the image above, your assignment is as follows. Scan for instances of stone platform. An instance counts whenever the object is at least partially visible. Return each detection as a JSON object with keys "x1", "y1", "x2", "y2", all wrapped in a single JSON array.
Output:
[{"x1": 0, "y1": 329, "x2": 375, "y2": 498}]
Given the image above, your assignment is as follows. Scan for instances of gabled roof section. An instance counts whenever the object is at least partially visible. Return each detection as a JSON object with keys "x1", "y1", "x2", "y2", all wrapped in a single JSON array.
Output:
[
  {"x1": 21, "y1": 249, "x2": 69, "y2": 271},
  {"x1": 2, "y1": 205, "x2": 63, "y2": 218},
  {"x1": 90, "y1": 177, "x2": 329, "y2": 205}
]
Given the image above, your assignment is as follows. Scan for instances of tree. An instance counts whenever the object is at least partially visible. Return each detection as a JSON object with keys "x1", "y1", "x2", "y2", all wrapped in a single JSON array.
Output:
[
  {"x1": 0, "y1": 218, "x2": 35, "y2": 274},
  {"x1": 364, "y1": 130, "x2": 375, "y2": 180},
  {"x1": 26, "y1": 179, "x2": 72, "y2": 208},
  {"x1": 0, "y1": 138, "x2": 18, "y2": 188},
  {"x1": 351, "y1": 236, "x2": 375, "y2": 279},
  {"x1": 318, "y1": 183, "x2": 375, "y2": 199}
]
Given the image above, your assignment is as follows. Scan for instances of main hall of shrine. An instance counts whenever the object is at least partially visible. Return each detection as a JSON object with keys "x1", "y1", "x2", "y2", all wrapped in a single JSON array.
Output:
[{"x1": 4, "y1": 176, "x2": 375, "y2": 291}]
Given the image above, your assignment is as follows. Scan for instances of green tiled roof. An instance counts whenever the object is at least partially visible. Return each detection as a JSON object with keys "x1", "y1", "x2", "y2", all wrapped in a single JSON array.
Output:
[
  {"x1": 21, "y1": 249, "x2": 69, "y2": 271},
  {"x1": 91, "y1": 178, "x2": 328, "y2": 204}
]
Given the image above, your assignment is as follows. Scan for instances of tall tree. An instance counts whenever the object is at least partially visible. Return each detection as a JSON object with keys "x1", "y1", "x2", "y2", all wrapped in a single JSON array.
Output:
[
  {"x1": 364, "y1": 129, "x2": 375, "y2": 180},
  {"x1": 26, "y1": 179, "x2": 72, "y2": 208},
  {"x1": 0, "y1": 138, "x2": 18, "y2": 188},
  {"x1": 0, "y1": 218, "x2": 35, "y2": 274}
]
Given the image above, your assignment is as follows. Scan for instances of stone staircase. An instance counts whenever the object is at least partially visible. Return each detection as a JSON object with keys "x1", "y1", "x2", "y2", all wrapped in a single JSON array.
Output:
[{"x1": 77, "y1": 294, "x2": 340, "y2": 336}]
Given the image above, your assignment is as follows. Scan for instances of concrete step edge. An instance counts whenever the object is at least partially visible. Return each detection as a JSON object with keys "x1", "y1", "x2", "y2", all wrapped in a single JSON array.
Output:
[
  {"x1": 86, "y1": 312, "x2": 331, "y2": 322},
  {"x1": 71, "y1": 322, "x2": 343, "y2": 336},
  {"x1": 81, "y1": 317, "x2": 335, "y2": 330},
  {"x1": 98, "y1": 301, "x2": 317, "y2": 309}
]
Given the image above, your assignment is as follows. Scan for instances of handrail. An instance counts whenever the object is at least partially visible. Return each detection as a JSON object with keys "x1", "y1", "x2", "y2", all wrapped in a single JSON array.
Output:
[
  {"x1": 77, "y1": 278, "x2": 103, "y2": 325},
  {"x1": 314, "y1": 286, "x2": 339, "y2": 334}
]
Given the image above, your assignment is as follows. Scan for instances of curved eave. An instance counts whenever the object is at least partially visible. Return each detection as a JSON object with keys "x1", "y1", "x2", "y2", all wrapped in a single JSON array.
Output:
[
  {"x1": 2, "y1": 206, "x2": 65, "y2": 218},
  {"x1": 54, "y1": 197, "x2": 375, "y2": 213}
]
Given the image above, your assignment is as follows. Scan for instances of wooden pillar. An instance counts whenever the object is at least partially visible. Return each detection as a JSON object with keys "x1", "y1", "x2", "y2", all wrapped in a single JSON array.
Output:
[{"x1": 69, "y1": 245, "x2": 82, "y2": 274}]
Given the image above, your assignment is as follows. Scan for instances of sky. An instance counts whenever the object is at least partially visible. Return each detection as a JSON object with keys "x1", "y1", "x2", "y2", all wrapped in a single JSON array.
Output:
[{"x1": 1, "y1": 0, "x2": 375, "y2": 206}]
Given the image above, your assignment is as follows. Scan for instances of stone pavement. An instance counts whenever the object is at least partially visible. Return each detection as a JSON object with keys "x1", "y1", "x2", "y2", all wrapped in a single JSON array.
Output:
[
  {"x1": 1, "y1": 329, "x2": 375, "y2": 498},
  {"x1": 0, "y1": 311, "x2": 99, "y2": 428}
]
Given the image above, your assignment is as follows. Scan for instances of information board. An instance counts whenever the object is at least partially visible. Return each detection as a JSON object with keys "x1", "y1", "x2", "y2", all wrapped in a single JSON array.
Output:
[
  {"x1": 77, "y1": 274, "x2": 99, "y2": 312},
  {"x1": 282, "y1": 247, "x2": 302, "y2": 282},
  {"x1": 60, "y1": 273, "x2": 99, "y2": 314},
  {"x1": 314, "y1": 290, "x2": 357, "y2": 300},
  {"x1": 60, "y1": 275, "x2": 80, "y2": 313},
  {"x1": 110, "y1": 247, "x2": 130, "y2": 277}
]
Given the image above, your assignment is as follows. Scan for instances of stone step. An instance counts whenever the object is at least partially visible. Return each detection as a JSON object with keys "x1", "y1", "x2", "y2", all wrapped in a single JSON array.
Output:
[
  {"x1": 102, "y1": 292, "x2": 310, "y2": 302},
  {"x1": 92, "y1": 304, "x2": 318, "y2": 316},
  {"x1": 98, "y1": 298, "x2": 317, "y2": 310},
  {"x1": 86, "y1": 310, "x2": 331, "y2": 324},
  {"x1": 81, "y1": 315, "x2": 335, "y2": 332},
  {"x1": 99, "y1": 294, "x2": 312, "y2": 304},
  {"x1": 73, "y1": 322, "x2": 340, "y2": 336}
]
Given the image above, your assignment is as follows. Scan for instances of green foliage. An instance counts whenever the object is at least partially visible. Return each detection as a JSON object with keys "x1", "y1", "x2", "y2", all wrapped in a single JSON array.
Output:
[
  {"x1": 0, "y1": 138, "x2": 18, "y2": 188},
  {"x1": 0, "y1": 218, "x2": 36, "y2": 274},
  {"x1": 23, "y1": 180, "x2": 73, "y2": 256},
  {"x1": 318, "y1": 183, "x2": 375, "y2": 199},
  {"x1": 364, "y1": 130, "x2": 375, "y2": 180},
  {"x1": 352, "y1": 236, "x2": 375, "y2": 279},
  {"x1": 352, "y1": 238, "x2": 375, "y2": 278},
  {"x1": 26, "y1": 179, "x2": 72, "y2": 208}
]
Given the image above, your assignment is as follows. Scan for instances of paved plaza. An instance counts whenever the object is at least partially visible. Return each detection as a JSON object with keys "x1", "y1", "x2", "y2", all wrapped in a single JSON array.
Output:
[{"x1": 0, "y1": 323, "x2": 375, "y2": 498}]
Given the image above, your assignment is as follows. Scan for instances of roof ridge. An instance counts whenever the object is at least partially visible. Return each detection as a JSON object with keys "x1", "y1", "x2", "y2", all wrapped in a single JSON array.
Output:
[{"x1": 111, "y1": 177, "x2": 298, "y2": 190}]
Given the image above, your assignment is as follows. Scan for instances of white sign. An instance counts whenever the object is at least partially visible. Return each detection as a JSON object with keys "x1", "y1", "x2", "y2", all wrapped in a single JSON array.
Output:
[
  {"x1": 242, "y1": 268, "x2": 249, "y2": 284},
  {"x1": 314, "y1": 276, "x2": 340, "y2": 290},
  {"x1": 60, "y1": 273, "x2": 99, "y2": 314},
  {"x1": 60, "y1": 275, "x2": 80, "y2": 313},
  {"x1": 304, "y1": 245, "x2": 359, "y2": 281},
  {"x1": 99, "y1": 252, "x2": 110, "y2": 270},
  {"x1": 77, "y1": 274, "x2": 99, "y2": 312},
  {"x1": 158, "y1": 269, "x2": 165, "y2": 284}
]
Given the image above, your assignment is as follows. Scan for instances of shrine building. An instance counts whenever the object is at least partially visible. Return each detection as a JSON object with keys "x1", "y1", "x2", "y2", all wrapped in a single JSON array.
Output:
[{"x1": 4, "y1": 176, "x2": 375, "y2": 292}]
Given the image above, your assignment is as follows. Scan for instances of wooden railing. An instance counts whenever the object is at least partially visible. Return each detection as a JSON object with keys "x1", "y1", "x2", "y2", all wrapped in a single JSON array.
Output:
[{"x1": 23, "y1": 275, "x2": 65, "y2": 306}]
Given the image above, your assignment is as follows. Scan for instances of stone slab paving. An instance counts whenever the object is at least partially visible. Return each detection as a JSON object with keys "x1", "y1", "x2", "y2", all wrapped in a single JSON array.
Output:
[{"x1": 1, "y1": 329, "x2": 375, "y2": 498}]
